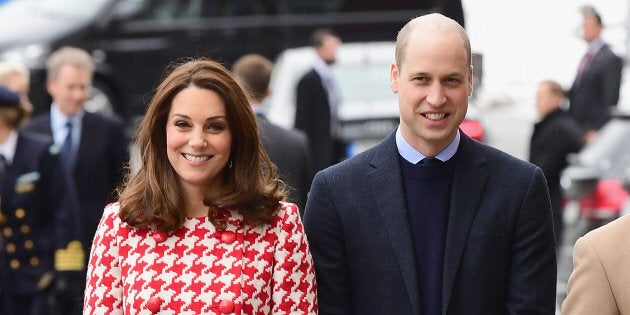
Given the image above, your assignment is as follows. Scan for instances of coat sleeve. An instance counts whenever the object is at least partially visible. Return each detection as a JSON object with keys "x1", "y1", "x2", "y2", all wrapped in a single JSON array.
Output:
[
  {"x1": 507, "y1": 167, "x2": 557, "y2": 314},
  {"x1": 303, "y1": 172, "x2": 351, "y2": 314},
  {"x1": 561, "y1": 236, "x2": 619, "y2": 315},
  {"x1": 272, "y1": 203, "x2": 318, "y2": 314},
  {"x1": 83, "y1": 203, "x2": 124, "y2": 315}
]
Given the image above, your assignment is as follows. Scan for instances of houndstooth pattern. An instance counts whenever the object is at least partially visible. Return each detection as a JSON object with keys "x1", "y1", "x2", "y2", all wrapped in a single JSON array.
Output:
[{"x1": 84, "y1": 202, "x2": 317, "y2": 314}]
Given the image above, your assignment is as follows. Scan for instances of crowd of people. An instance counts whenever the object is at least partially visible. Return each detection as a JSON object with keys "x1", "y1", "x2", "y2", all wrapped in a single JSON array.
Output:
[{"x1": 0, "y1": 3, "x2": 626, "y2": 314}]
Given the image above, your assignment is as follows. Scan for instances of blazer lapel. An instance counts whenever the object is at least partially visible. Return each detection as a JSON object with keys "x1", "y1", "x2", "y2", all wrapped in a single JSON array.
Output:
[
  {"x1": 367, "y1": 133, "x2": 420, "y2": 315},
  {"x1": 442, "y1": 134, "x2": 489, "y2": 312}
]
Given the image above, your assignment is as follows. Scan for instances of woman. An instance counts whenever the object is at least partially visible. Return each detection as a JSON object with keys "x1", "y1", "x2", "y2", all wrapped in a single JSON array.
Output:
[
  {"x1": 0, "y1": 85, "x2": 83, "y2": 315},
  {"x1": 83, "y1": 59, "x2": 317, "y2": 314}
]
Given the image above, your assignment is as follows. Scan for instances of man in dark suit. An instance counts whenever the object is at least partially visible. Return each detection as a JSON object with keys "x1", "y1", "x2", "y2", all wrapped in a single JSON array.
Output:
[
  {"x1": 303, "y1": 13, "x2": 557, "y2": 314},
  {"x1": 295, "y1": 28, "x2": 345, "y2": 173},
  {"x1": 567, "y1": 5, "x2": 623, "y2": 143},
  {"x1": 530, "y1": 80, "x2": 584, "y2": 250},
  {"x1": 22, "y1": 46, "x2": 129, "y2": 315},
  {"x1": 0, "y1": 86, "x2": 83, "y2": 315},
  {"x1": 232, "y1": 54, "x2": 313, "y2": 212}
]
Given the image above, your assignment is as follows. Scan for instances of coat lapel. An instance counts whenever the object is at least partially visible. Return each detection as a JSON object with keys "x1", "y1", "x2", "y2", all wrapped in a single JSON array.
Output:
[
  {"x1": 441, "y1": 135, "x2": 489, "y2": 312},
  {"x1": 367, "y1": 133, "x2": 421, "y2": 314}
]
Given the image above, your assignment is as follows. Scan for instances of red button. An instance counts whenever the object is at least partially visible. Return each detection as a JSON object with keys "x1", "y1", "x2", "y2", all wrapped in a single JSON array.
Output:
[
  {"x1": 152, "y1": 231, "x2": 167, "y2": 243},
  {"x1": 221, "y1": 231, "x2": 236, "y2": 244},
  {"x1": 147, "y1": 296, "x2": 162, "y2": 313},
  {"x1": 219, "y1": 299, "x2": 234, "y2": 314}
]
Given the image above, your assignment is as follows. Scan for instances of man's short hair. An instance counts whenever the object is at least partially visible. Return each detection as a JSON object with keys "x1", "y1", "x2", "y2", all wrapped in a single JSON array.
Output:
[
  {"x1": 232, "y1": 54, "x2": 273, "y2": 103},
  {"x1": 46, "y1": 46, "x2": 94, "y2": 81}
]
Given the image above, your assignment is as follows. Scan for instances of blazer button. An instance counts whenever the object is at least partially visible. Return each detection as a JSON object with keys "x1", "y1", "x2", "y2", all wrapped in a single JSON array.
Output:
[
  {"x1": 221, "y1": 231, "x2": 236, "y2": 244},
  {"x1": 152, "y1": 231, "x2": 167, "y2": 243},
  {"x1": 219, "y1": 299, "x2": 234, "y2": 314},
  {"x1": 146, "y1": 296, "x2": 162, "y2": 313}
]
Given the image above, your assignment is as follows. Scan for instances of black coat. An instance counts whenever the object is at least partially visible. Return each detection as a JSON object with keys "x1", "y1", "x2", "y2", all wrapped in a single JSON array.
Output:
[
  {"x1": 257, "y1": 114, "x2": 312, "y2": 212},
  {"x1": 568, "y1": 44, "x2": 623, "y2": 131},
  {"x1": 23, "y1": 112, "x2": 129, "y2": 250}
]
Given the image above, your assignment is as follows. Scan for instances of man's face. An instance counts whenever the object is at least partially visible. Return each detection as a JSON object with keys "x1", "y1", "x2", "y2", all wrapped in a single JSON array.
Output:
[
  {"x1": 47, "y1": 64, "x2": 91, "y2": 116},
  {"x1": 390, "y1": 29, "x2": 472, "y2": 156},
  {"x1": 317, "y1": 35, "x2": 341, "y2": 65},
  {"x1": 582, "y1": 15, "x2": 602, "y2": 43},
  {"x1": 535, "y1": 83, "x2": 560, "y2": 117}
]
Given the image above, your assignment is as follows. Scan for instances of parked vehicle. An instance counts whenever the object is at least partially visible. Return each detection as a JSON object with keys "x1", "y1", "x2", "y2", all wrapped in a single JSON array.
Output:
[
  {"x1": 265, "y1": 41, "x2": 485, "y2": 156},
  {"x1": 561, "y1": 110, "x2": 630, "y2": 230},
  {"x1": 0, "y1": 0, "x2": 462, "y2": 124}
]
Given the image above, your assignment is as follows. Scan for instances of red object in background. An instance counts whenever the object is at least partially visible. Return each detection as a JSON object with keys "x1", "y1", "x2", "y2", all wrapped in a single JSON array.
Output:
[
  {"x1": 580, "y1": 178, "x2": 630, "y2": 220},
  {"x1": 460, "y1": 119, "x2": 485, "y2": 142}
]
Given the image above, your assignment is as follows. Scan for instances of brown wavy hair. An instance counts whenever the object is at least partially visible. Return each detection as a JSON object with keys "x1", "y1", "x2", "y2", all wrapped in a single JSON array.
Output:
[{"x1": 118, "y1": 58, "x2": 287, "y2": 232}]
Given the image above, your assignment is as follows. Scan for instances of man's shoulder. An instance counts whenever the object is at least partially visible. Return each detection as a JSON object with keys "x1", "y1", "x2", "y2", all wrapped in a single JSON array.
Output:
[
  {"x1": 23, "y1": 113, "x2": 51, "y2": 132},
  {"x1": 84, "y1": 111, "x2": 126, "y2": 128}
]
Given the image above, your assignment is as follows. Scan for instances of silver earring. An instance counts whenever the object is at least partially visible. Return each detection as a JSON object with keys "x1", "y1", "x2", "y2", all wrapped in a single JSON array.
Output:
[{"x1": 228, "y1": 159, "x2": 233, "y2": 169}]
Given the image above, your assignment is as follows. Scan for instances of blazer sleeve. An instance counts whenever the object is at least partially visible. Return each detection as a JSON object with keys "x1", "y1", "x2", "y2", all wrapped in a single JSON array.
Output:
[
  {"x1": 303, "y1": 172, "x2": 351, "y2": 314},
  {"x1": 272, "y1": 203, "x2": 318, "y2": 314},
  {"x1": 83, "y1": 203, "x2": 124, "y2": 315},
  {"x1": 561, "y1": 236, "x2": 619, "y2": 315},
  {"x1": 507, "y1": 167, "x2": 557, "y2": 314}
]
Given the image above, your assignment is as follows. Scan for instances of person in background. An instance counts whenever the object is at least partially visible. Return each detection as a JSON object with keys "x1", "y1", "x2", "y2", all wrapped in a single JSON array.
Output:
[
  {"x1": 303, "y1": 13, "x2": 556, "y2": 314},
  {"x1": 83, "y1": 58, "x2": 317, "y2": 314},
  {"x1": 22, "y1": 46, "x2": 129, "y2": 315},
  {"x1": 567, "y1": 5, "x2": 623, "y2": 143},
  {"x1": 295, "y1": 28, "x2": 345, "y2": 173},
  {"x1": 0, "y1": 61, "x2": 33, "y2": 123},
  {"x1": 232, "y1": 53, "x2": 313, "y2": 212},
  {"x1": 562, "y1": 214, "x2": 630, "y2": 313},
  {"x1": 0, "y1": 86, "x2": 83, "y2": 315},
  {"x1": 529, "y1": 80, "x2": 584, "y2": 250}
]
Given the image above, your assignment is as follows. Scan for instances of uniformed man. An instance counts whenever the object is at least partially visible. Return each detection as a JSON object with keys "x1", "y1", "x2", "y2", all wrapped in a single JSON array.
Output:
[{"x1": 0, "y1": 85, "x2": 84, "y2": 315}]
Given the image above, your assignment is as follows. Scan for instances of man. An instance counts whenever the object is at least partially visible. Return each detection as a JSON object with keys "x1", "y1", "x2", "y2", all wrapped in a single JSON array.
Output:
[
  {"x1": 295, "y1": 28, "x2": 345, "y2": 173},
  {"x1": 232, "y1": 54, "x2": 313, "y2": 212},
  {"x1": 0, "y1": 86, "x2": 83, "y2": 315},
  {"x1": 303, "y1": 13, "x2": 557, "y2": 314},
  {"x1": 567, "y1": 5, "x2": 622, "y2": 143},
  {"x1": 23, "y1": 46, "x2": 129, "y2": 315},
  {"x1": 530, "y1": 80, "x2": 583, "y2": 249}
]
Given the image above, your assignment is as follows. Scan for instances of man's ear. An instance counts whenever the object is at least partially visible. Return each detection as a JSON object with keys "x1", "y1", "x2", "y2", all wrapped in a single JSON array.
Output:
[{"x1": 390, "y1": 62, "x2": 399, "y2": 93}]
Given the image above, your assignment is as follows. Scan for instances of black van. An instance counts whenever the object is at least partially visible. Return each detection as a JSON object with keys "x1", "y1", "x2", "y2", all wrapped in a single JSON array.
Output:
[{"x1": 0, "y1": 0, "x2": 463, "y2": 124}]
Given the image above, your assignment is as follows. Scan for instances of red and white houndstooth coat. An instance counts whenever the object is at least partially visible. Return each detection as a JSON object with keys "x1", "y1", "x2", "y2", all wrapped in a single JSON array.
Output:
[{"x1": 83, "y1": 202, "x2": 317, "y2": 314}]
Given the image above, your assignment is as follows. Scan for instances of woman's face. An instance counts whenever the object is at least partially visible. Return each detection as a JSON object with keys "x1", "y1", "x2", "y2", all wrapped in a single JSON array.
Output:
[{"x1": 166, "y1": 86, "x2": 232, "y2": 194}]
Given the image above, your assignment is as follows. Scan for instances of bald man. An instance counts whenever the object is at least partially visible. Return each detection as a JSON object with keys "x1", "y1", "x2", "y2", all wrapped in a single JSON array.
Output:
[{"x1": 303, "y1": 13, "x2": 556, "y2": 314}]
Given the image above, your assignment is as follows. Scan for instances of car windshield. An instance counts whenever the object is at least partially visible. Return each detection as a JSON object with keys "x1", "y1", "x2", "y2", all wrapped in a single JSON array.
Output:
[
  {"x1": 333, "y1": 62, "x2": 393, "y2": 102},
  {"x1": 4, "y1": 0, "x2": 109, "y2": 20}
]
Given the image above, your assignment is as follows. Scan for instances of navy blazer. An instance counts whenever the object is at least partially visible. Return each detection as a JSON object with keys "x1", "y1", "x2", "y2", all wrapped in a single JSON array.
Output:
[
  {"x1": 303, "y1": 130, "x2": 557, "y2": 314},
  {"x1": 23, "y1": 111, "x2": 129, "y2": 250},
  {"x1": 0, "y1": 131, "x2": 82, "y2": 295},
  {"x1": 568, "y1": 44, "x2": 623, "y2": 131}
]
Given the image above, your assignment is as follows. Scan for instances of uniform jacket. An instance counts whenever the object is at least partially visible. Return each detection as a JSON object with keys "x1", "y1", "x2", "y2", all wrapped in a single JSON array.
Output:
[
  {"x1": 568, "y1": 43, "x2": 623, "y2": 131},
  {"x1": 84, "y1": 202, "x2": 317, "y2": 314},
  {"x1": 0, "y1": 130, "x2": 82, "y2": 295},
  {"x1": 23, "y1": 111, "x2": 129, "y2": 249},
  {"x1": 295, "y1": 69, "x2": 336, "y2": 172},
  {"x1": 303, "y1": 130, "x2": 557, "y2": 314},
  {"x1": 256, "y1": 114, "x2": 312, "y2": 212},
  {"x1": 562, "y1": 214, "x2": 630, "y2": 314}
]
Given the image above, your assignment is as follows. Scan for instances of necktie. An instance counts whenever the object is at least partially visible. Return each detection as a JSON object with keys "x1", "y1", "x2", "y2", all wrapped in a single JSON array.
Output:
[
  {"x1": 576, "y1": 52, "x2": 593, "y2": 80},
  {"x1": 418, "y1": 157, "x2": 442, "y2": 165},
  {"x1": 0, "y1": 154, "x2": 6, "y2": 192},
  {"x1": 61, "y1": 121, "x2": 74, "y2": 169}
]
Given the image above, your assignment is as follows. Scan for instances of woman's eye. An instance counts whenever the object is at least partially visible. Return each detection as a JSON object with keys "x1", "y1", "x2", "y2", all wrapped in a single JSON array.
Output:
[
  {"x1": 175, "y1": 121, "x2": 190, "y2": 128},
  {"x1": 208, "y1": 122, "x2": 226, "y2": 131}
]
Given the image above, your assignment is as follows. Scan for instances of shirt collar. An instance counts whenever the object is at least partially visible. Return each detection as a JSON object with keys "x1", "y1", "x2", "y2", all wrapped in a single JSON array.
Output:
[
  {"x1": 396, "y1": 126, "x2": 460, "y2": 164},
  {"x1": 587, "y1": 37, "x2": 605, "y2": 55},
  {"x1": 0, "y1": 130, "x2": 18, "y2": 164},
  {"x1": 313, "y1": 57, "x2": 333, "y2": 80}
]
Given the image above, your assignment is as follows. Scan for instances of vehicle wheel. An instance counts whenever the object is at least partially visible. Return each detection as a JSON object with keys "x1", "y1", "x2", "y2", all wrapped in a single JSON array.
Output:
[{"x1": 86, "y1": 80, "x2": 116, "y2": 115}]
